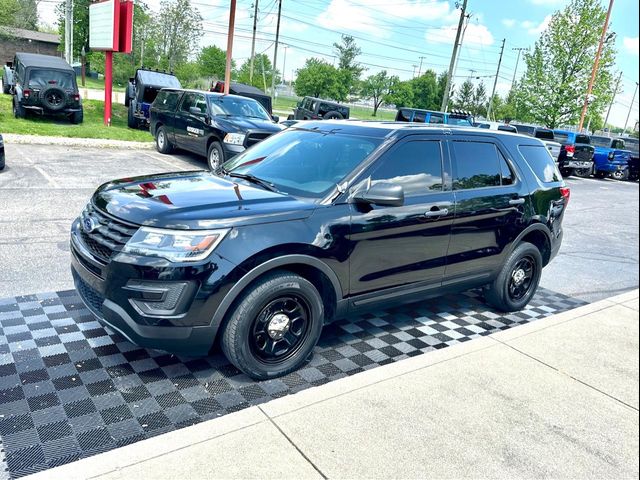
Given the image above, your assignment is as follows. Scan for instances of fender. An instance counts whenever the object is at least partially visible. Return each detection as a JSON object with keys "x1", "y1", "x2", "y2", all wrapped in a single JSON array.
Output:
[
  {"x1": 208, "y1": 254, "x2": 343, "y2": 331},
  {"x1": 509, "y1": 222, "x2": 552, "y2": 255}
]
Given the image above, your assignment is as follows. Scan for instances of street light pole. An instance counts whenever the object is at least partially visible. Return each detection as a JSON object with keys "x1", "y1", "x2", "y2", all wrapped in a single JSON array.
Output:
[
  {"x1": 224, "y1": 0, "x2": 237, "y2": 95},
  {"x1": 282, "y1": 45, "x2": 288, "y2": 85},
  {"x1": 270, "y1": 0, "x2": 282, "y2": 99},
  {"x1": 604, "y1": 71, "x2": 622, "y2": 128}
]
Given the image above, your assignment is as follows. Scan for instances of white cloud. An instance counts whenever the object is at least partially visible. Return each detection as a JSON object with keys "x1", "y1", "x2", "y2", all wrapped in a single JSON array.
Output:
[
  {"x1": 520, "y1": 20, "x2": 536, "y2": 29},
  {"x1": 502, "y1": 19, "x2": 516, "y2": 28},
  {"x1": 526, "y1": 14, "x2": 552, "y2": 35},
  {"x1": 529, "y1": 0, "x2": 564, "y2": 5},
  {"x1": 425, "y1": 22, "x2": 494, "y2": 47},
  {"x1": 316, "y1": 0, "x2": 389, "y2": 37},
  {"x1": 366, "y1": 0, "x2": 451, "y2": 20},
  {"x1": 623, "y1": 36, "x2": 639, "y2": 56}
]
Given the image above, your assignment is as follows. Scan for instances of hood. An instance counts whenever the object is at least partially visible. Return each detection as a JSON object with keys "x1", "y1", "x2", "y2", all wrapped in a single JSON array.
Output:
[
  {"x1": 92, "y1": 171, "x2": 315, "y2": 230},
  {"x1": 212, "y1": 116, "x2": 283, "y2": 133}
]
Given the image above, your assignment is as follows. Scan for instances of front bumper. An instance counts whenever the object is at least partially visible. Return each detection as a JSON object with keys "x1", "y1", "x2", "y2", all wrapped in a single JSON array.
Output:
[
  {"x1": 222, "y1": 143, "x2": 245, "y2": 160},
  {"x1": 70, "y1": 218, "x2": 238, "y2": 355}
]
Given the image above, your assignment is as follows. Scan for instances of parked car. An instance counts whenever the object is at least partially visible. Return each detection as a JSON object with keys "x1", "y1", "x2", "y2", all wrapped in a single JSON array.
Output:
[
  {"x1": 589, "y1": 136, "x2": 630, "y2": 180},
  {"x1": 617, "y1": 136, "x2": 639, "y2": 181},
  {"x1": 150, "y1": 88, "x2": 283, "y2": 170},
  {"x1": 288, "y1": 96, "x2": 350, "y2": 120},
  {"x1": 210, "y1": 81, "x2": 274, "y2": 117},
  {"x1": 125, "y1": 68, "x2": 181, "y2": 129},
  {"x1": 475, "y1": 121, "x2": 517, "y2": 133},
  {"x1": 0, "y1": 134, "x2": 5, "y2": 171},
  {"x1": 396, "y1": 108, "x2": 474, "y2": 126},
  {"x1": 552, "y1": 129, "x2": 594, "y2": 177},
  {"x1": 71, "y1": 122, "x2": 568, "y2": 379},
  {"x1": 8, "y1": 52, "x2": 83, "y2": 123},
  {"x1": 511, "y1": 124, "x2": 561, "y2": 160},
  {"x1": 2, "y1": 62, "x2": 14, "y2": 94}
]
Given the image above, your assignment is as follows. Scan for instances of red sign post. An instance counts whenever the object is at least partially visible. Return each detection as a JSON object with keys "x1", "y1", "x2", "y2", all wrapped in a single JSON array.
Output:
[{"x1": 89, "y1": 0, "x2": 133, "y2": 126}]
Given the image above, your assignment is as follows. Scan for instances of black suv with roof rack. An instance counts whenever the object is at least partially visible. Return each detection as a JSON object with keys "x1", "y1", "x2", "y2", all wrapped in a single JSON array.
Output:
[
  {"x1": 71, "y1": 122, "x2": 568, "y2": 379},
  {"x1": 288, "y1": 96, "x2": 350, "y2": 120},
  {"x1": 6, "y1": 52, "x2": 83, "y2": 123}
]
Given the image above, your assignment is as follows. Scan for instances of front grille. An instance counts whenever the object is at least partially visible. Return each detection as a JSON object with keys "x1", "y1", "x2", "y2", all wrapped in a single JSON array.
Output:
[
  {"x1": 244, "y1": 131, "x2": 274, "y2": 148},
  {"x1": 80, "y1": 204, "x2": 138, "y2": 262},
  {"x1": 74, "y1": 273, "x2": 105, "y2": 314}
]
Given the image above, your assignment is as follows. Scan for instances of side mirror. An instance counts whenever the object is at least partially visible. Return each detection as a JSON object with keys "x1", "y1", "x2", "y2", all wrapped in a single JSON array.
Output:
[
  {"x1": 353, "y1": 182, "x2": 404, "y2": 207},
  {"x1": 189, "y1": 106, "x2": 205, "y2": 116},
  {"x1": 271, "y1": 114, "x2": 279, "y2": 123}
]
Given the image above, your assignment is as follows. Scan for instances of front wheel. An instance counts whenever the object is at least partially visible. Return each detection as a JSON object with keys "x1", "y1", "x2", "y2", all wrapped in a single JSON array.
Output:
[
  {"x1": 221, "y1": 271, "x2": 324, "y2": 380},
  {"x1": 573, "y1": 167, "x2": 592, "y2": 178},
  {"x1": 484, "y1": 242, "x2": 543, "y2": 312},
  {"x1": 207, "y1": 141, "x2": 224, "y2": 172},
  {"x1": 155, "y1": 126, "x2": 172, "y2": 154}
]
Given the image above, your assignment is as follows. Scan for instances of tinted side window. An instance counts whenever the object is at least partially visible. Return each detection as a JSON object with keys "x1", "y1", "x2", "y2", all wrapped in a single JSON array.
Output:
[
  {"x1": 396, "y1": 109, "x2": 411, "y2": 121},
  {"x1": 534, "y1": 129, "x2": 554, "y2": 140},
  {"x1": 611, "y1": 139, "x2": 625, "y2": 149},
  {"x1": 369, "y1": 140, "x2": 443, "y2": 196},
  {"x1": 519, "y1": 145, "x2": 561, "y2": 183},
  {"x1": 194, "y1": 94, "x2": 207, "y2": 113},
  {"x1": 452, "y1": 141, "x2": 508, "y2": 190},
  {"x1": 429, "y1": 114, "x2": 444, "y2": 124},
  {"x1": 576, "y1": 134, "x2": 590, "y2": 144},
  {"x1": 180, "y1": 93, "x2": 196, "y2": 112},
  {"x1": 413, "y1": 111, "x2": 426, "y2": 123}
]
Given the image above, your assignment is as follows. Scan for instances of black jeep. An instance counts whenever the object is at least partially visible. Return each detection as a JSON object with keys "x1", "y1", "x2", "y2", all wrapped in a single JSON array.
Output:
[
  {"x1": 8, "y1": 52, "x2": 83, "y2": 124},
  {"x1": 288, "y1": 96, "x2": 350, "y2": 120},
  {"x1": 125, "y1": 68, "x2": 181, "y2": 129}
]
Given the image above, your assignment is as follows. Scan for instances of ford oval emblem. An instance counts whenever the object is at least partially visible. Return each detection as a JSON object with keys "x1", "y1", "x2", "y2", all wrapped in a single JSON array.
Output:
[{"x1": 82, "y1": 215, "x2": 99, "y2": 233}]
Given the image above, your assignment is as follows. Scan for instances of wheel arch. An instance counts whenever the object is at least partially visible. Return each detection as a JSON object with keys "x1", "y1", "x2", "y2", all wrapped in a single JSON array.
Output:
[{"x1": 512, "y1": 223, "x2": 553, "y2": 266}]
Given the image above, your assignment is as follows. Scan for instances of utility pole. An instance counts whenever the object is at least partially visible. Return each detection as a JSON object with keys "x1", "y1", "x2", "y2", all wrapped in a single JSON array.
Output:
[
  {"x1": 578, "y1": 0, "x2": 614, "y2": 131},
  {"x1": 511, "y1": 47, "x2": 528, "y2": 90},
  {"x1": 249, "y1": 0, "x2": 259, "y2": 84},
  {"x1": 270, "y1": 0, "x2": 282, "y2": 99},
  {"x1": 604, "y1": 71, "x2": 623, "y2": 128},
  {"x1": 282, "y1": 45, "x2": 288, "y2": 85},
  {"x1": 412, "y1": 65, "x2": 418, "y2": 78},
  {"x1": 224, "y1": 0, "x2": 237, "y2": 94},
  {"x1": 65, "y1": 0, "x2": 73, "y2": 64},
  {"x1": 623, "y1": 81, "x2": 639, "y2": 134},
  {"x1": 487, "y1": 38, "x2": 506, "y2": 120},
  {"x1": 440, "y1": 0, "x2": 468, "y2": 112},
  {"x1": 418, "y1": 56, "x2": 426, "y2": 77}
]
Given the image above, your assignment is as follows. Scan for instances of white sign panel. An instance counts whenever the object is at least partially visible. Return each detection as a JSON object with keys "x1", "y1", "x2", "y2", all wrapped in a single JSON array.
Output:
[{"x1": 89, "y1": 0, "x2": 116, "y2": 50}]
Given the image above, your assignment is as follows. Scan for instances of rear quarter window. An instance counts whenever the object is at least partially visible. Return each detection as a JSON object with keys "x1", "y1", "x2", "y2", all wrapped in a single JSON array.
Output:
[
  {"x1": 519, "y1": 145, "x2": 562, "y2": 183},
  {"x1": 153, "y1": 91, "x2": 179, "y2": 110}
]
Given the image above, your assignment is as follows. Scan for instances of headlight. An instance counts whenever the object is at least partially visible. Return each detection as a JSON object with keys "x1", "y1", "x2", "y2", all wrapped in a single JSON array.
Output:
[
  {"x1": 223, "y1": 133, "x2": 245, "y2": 145},
  {"x1": 122, "y1": 227, "x2": 229, "y2": 262}
]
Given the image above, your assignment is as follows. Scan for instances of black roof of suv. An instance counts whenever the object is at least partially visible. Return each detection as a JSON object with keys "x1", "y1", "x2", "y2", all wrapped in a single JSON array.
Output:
[{"x1": 71, "y1": 121, "x2": 569, "y2": 379}]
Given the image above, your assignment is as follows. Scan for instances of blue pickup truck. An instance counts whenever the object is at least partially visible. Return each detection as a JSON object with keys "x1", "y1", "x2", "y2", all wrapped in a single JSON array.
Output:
[{"x1": 590, "y1": 135, "x2": 630, "y2": 180}]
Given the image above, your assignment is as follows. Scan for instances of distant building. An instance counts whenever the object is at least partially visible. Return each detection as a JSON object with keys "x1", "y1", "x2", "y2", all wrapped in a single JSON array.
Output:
[{"x1": 0, "y1": 27, "x2": 60, "y2": 66}]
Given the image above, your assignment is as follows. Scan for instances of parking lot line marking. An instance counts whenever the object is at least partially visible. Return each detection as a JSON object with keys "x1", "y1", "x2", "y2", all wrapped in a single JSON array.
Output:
[
  {"x1": 33, "y1": 165, "x2": 61, "y2": 188},
  {"x1": 141, "y1": 152, "x2": 190, "y2": 171}
]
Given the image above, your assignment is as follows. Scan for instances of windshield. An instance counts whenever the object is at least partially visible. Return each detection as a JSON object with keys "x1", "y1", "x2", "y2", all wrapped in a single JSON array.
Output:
[
  {"x1": 623, "y1": 138, "x2": 639, "y2": 154},
  {"x1": 28, "y1": 69, "x2": 75, "y2": 89},
  {"x1": 223, "y1": 129, "x2": 383, "y2": 198},
  {"x1": 590, "y1": 136, "x2": 613, "y2": 148},
  {"x1": 209, "y1": 96, "x2": 270, "y2": 120}
]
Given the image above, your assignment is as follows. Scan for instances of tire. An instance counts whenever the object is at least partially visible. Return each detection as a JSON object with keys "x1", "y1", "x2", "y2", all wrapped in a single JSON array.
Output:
[
  {"x1": 594, "y1": 170, "x2": 607, "y2": 179},
  {"x1": 323, "y1": 110, "x2": 343, "y2": 120},
  {"x1": 0, "y1": 154, "x2": 5, "y2": 171},
  {"x1": 221, "y1": 271, "x2": 325, "y2": 380},
  {"x1": 12, "y1": 98, "x2": 25, "y2": 119},
  {"x1": 2, "y1": 78, "x2": 9, "y2": 94},
  {"x1": 207, "y1": 141, "x2": 225, "y2": 171},
  {"x1": 573, "y1": 167, "x2": 592, "y2": 178},
  {"x1": 127, "y1": 101, "x2": 138, "y2": 129},
  {"x1": 155, "y1": 126, "x2": 173, "y2": 154},
  {"x1": 611, "y1": 169, "x2": 629, "y2": 181},
  {"x1": 559, "y1": 168, "x2": 571, "y2": 178},
  {"x1": 484, "y1": 242, "x2": 543, "y2": 313},
  {"x1": 70, "y1": 109, "x2": 83, "y2": 124},
  {"x1": 40, "y1": 86, "x2": 67, "y2": 112}
]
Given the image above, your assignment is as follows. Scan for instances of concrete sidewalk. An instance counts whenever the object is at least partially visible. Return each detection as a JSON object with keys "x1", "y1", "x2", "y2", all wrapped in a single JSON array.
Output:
[{"x1": 26, "y1": 290, "x2": 639, "y2": 480}]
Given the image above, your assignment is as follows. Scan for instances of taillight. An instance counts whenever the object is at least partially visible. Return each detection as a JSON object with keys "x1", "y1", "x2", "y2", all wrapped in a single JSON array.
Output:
[
  {"x1": 73, "y1": 93, "x2": 80, "y2": 101},
  {"x1": 560, "y1": 186, "x2": 570, "y2": 206},
  {"x1": 565, "y1": 145, "x2": 575, "y2": 157},
  {"x1": 23, "y1": 89, "x2": 31, "y2": 98}
]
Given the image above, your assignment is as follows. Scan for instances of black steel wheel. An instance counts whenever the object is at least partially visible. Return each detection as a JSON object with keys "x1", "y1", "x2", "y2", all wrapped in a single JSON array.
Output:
[
  {"x1": 221, "y1": 271, "x2": 324, "y2": 380},
  {"x1": 573, "y1": 167, "x2": 592, "y2": 178},
  {"x1": 485, "y1": 241, "x2": 542, "y2": 312},
  {"x1": 40, "y1": 86, "x2": 67, "y2": 111}
]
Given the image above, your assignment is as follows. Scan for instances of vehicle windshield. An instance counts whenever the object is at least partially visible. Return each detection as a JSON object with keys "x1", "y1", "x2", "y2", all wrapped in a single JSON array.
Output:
[
  {"x1": 223, "y1": 129, "x2": 383, "y2": 199},
  {"x1": 209, "y1": 96, "x2": 270, "y2": 120},
  {"x1": 28, "y1": 69, "x2": 75, "y2": 89},
  {"x1": 590, "y1": 136, "x2": 613, "y2": 148},
  {"x1": 623, "y1": 137, "x2": 639, "y2": 154}
]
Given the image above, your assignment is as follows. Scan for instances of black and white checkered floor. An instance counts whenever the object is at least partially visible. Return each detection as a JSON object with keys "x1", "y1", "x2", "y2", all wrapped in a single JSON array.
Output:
[{"x1": 0, "y1": 287, "x2": 585, "y2": 479}]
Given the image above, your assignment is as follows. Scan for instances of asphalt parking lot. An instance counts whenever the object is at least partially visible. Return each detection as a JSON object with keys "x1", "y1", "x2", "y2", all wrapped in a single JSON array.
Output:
[{"x1": 0, "y1": 143, "x2": 637, "y2": 302}]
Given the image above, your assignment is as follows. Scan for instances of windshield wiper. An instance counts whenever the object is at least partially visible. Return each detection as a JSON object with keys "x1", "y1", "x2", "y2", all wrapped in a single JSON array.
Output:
[{"x1": 227, "y1": 172, "x2": 279, "y2": 192}]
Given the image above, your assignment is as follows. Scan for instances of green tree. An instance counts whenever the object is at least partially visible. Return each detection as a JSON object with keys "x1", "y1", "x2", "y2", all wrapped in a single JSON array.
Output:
[
  {"x1": 294, "y1": 58, "x2": 344, "y2": 100},
  {"x1": 384, "y1": 79, "x2": 414, "y2": 108},
  {"x1": 0, "y1": 0, "x2": 20, "y2": 30},
  {"x1": 236, "y1": 54, "x2": 277, "y2": 91},
  {"x1": 156, "y1": 0, "x2": 202, "y2": 71},
  {"x1": 472, "y1": 82, "x2": 487, "y2": 116},
  {"x1": 1, "y1": 0, "x2": 37, "y2": 31},
  {"x1": 198, "y1": 45, "x2": 227, "y2": 79},
  {"x1": 453, "y1": 80, "x2": 475, "y2": 111},
  {"x1": 411, "y1": 70, "x2": 443, "y2": 110},
  {"x1": 361, "y1": 70, "x2": 396, "y2": 116},
  {"x1": 518, "y1": 0, "x2": 616, "y2": 128},
  {"x1": 333, "y1": 35, "x2": 364, "y2": 95}
]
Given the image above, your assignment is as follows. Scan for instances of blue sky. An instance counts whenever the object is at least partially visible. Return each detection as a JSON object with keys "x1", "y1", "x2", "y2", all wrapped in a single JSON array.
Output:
[{"x1": 40, "y1": 0, "x2": 639, "y2": 127}]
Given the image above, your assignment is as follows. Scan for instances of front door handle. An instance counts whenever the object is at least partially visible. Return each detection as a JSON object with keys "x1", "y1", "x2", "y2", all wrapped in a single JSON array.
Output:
[
  {"x1": 424, "y1": 208, "x2": 449, "y2": 217},
  {"x1": 509, "y1": 198, "x2": 526, "y2": 206}
]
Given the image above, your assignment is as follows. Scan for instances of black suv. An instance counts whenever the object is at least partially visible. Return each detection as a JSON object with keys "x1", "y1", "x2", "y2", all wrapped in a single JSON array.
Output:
[
  {"x1": 288, "y1": 96, "x2": 350, "y2": 120},
  {"x1": 71, "y1": 122, "x2": 569, "y2": 379},
  {"x1": 8, "y1": 52, "x2": 83, "y2": 123},
  {"x1": 150, "y1": 89, "x2": 282, "y2": 170}
]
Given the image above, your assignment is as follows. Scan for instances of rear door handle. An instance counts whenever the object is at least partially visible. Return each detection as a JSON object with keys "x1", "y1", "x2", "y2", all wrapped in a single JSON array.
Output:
[
  {"x1": 424, "y1": 208, "x2": 449, "y2": 217},
  {"x1": 509, "y1": 198, "x2": 526, "y2": 206}
]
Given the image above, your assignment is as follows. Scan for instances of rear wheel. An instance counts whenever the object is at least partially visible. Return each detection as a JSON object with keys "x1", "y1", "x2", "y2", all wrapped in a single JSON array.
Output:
[
  {"x1": 323, "y1": 110, "x2": 343, "y2": 120},
  {"x1": 485, "y1": 242, "x2": 542, "y2": 312},
  {"x1": 127, "y1": 101, "x2": 138, "y2": 129},
  {"x1": 611, "y1": 169, "x2": 629, "y2": 181},
  {"x1": 573, "y1": 167, "x2": 592, "y2": 178},
  {"x1": 221, "y1": 271, "x2": 324, "y2": 380},
  {"x1": 12, "y1": 99, "x2": 25, "y2": 118},
  {"x1": 155, "y1": 126, "x2": 172, "y2": 154}
]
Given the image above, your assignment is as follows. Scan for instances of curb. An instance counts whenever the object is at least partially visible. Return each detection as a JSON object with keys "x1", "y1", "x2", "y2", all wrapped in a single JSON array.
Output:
[{"x1": 2, "y1": 133, "x2": 155, "y2": 150}]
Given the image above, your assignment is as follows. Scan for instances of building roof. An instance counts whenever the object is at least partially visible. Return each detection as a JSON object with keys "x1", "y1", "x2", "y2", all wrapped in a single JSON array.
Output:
[{"x1": 1, "y1": 27, "x2": 60, "y2": 45}]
